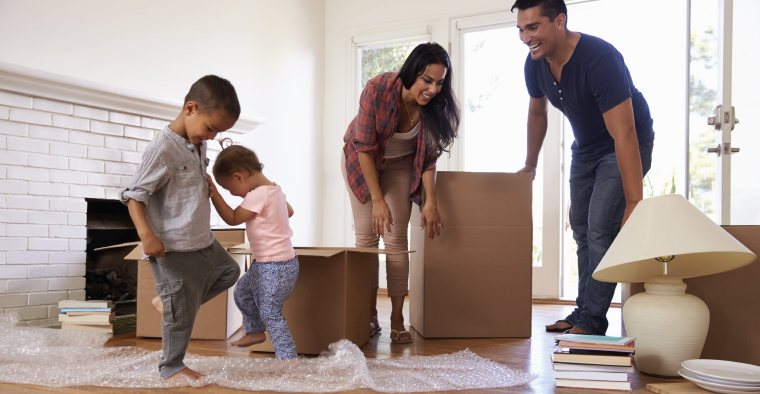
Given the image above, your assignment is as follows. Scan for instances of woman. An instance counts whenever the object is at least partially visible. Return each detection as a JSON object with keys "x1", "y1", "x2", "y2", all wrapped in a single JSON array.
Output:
[{"x1": 341, "y1": 43, "x2": 460, "y2": 344}]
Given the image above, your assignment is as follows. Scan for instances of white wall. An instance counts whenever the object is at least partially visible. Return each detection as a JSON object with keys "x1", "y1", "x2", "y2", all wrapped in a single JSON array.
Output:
[
  {"x1": 322, "y1": 0, "x2": 522, "y2": 247},
  {"x1": 0, "y1": 0, "x2": 326, "y2": 246}
]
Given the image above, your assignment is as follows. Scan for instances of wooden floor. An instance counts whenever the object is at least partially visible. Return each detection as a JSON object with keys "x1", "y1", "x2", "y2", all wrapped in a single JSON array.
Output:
[{"x1": 0, "y1": 297, "x2": 684, "y2": 394}]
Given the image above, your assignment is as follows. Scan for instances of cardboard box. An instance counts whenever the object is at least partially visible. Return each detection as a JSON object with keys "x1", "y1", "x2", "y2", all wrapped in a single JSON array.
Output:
[
  {"x1": 410, "y1": 171, "x2": 533, "y2": 338},
  {"x1": 622, "y1": 225, "x2": 760, "y2": 365},
  {"x1": 229, "y1": 246, "x2": 411, "y2": 355},
  {"x1": 97, "y1": 229, "x2": 246, "y2": 340}
]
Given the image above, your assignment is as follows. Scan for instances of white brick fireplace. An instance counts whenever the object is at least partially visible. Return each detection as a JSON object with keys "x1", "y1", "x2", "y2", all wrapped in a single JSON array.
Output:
[{"x1": 0, "y1": 62, "x2": 263, "y2": 326}]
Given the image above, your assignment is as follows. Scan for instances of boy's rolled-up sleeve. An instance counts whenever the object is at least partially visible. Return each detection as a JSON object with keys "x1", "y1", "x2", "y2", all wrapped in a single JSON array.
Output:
[
  {"x1": 351, "y1": 81, "x2": 378, "y2": 153},
  {"x1": 120, "y1": 148, "x2": 171, "y2": 207}
]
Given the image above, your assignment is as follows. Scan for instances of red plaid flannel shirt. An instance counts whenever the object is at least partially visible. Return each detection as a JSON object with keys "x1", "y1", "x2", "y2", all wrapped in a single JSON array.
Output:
[{"x1": 343, "y1": 72, "x2": 438, "y2": 207}]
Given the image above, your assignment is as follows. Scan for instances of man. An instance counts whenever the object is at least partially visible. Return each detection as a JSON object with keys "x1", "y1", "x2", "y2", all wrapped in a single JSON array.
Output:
[{"x1": 513, "y1": 0, "x2": 654, "y2": 335}]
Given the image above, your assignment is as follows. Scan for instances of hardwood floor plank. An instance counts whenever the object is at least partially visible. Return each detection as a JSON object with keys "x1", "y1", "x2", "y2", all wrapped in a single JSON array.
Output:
[{"x1": 0, "y1": 296, "x2": 684, "y2": 393}]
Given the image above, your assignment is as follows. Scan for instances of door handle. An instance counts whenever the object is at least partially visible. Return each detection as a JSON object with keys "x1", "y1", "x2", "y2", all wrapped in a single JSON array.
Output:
[{"x1": 703, "y1": 144, "x2": 740, "y2": 156}]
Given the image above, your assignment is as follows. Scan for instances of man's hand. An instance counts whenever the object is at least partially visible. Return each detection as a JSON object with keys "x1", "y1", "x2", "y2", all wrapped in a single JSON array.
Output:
[
  {"x1": 518, "y1": 164, "x2": 537, "y2": 180},
  {"x1": 207, "y1": 174, "x2": 219, "y2": 199},
  {"x1": 141, "y1": 233, "x2": 166, "y2": 257},
  {"x1": 621, "y1": 200, "x2": 638, "y2": 229}
]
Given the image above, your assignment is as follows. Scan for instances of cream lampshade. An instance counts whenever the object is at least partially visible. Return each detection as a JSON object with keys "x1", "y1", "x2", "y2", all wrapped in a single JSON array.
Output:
[{"x1": 593, "y1": 194, "x2": 755, "y2": 377}]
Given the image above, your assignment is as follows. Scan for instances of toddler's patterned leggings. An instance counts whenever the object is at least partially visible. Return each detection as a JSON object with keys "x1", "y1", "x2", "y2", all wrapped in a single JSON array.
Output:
[{"x1": 233, "y1": 256, "x2": 299, "y2": 360}]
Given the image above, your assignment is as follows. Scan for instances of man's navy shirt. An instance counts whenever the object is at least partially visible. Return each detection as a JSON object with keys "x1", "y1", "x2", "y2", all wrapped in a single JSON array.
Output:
[{"x1": 524, "y1": 34, "x2": 654, "y2": 162}]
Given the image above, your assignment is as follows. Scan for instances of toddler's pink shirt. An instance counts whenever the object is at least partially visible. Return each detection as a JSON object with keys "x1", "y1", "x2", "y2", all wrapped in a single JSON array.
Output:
[{"x1": 238, "y1": 184, "x2": 295, "y2": 262}]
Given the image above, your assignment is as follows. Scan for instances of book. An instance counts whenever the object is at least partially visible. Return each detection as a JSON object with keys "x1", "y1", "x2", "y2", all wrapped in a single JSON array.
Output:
[
  {"x1": 555, "y1": 378, "x2": 631, "y2": 391},
  {"x1": 64, "y1": 312, "x2": 113, "y2": 316},
  {"x1": 553, "y1": 347, "x2": 632, "y2": 366},
  {"x1": 61, "y1": 322, "x2": 114, "y2": 333},
  {"x1": 59, "y1": 311, "x2": 115, "y2": 323},
  {"x1": 554, "y1": 334, "x2": 635, "y2": 346},
  {"x1": 553, "y1": 360, "x2": 634, "y2": 374},
  {"x1": 60, "y1": 307, "x2": 114, "y2": 313},
  {"x1": 558, "y1": 340, "x2": 635, "y2": 352},
  {"x1": 560, "y1": 347, "x2": 634, "y2": 356},
  {"x1": 58, "y1": 300, "x2": 113, "y2": 308},
  {"x1": 553, "y1": 370, "x2": 630, "y2": 382}
]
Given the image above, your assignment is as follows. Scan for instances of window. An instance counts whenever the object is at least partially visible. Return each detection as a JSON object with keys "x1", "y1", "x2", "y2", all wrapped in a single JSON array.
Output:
[{"x1": 354, "y1": 36, "x2": 428, "y2": 290}]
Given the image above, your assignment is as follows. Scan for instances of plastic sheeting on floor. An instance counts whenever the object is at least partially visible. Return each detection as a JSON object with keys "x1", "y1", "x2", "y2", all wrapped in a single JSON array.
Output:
[{"x1": 0, "y1": 312, "x2": 537, "y2": 392}]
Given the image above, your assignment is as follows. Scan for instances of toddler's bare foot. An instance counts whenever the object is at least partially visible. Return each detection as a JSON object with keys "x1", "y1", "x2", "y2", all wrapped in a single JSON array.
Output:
[
  {"x1": 231, "y1": 331, "x2": 266, "y2": 347},
  {"x1": 166, "y1": 367, "x2": 205, "y2": 384},
  {"x1": 152, "y1": 296, "x2": 162, "y2": 313}
]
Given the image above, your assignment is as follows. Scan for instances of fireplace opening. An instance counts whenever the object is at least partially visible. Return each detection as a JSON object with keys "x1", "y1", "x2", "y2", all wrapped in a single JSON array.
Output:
[{"x1": 85, "y1": 198, "x2": 140, "y2": 317}]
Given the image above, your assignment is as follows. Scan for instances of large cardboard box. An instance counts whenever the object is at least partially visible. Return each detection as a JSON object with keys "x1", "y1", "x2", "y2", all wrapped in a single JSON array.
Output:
[
  {"x1": 622, "y1": 225, "x2": 760, "y2": 365},
  {"x1": 230, "y1": 246, "x2": 410, "y2": 355},
  {"x1": 99, "y1": 229, "x2": 246, "y2": 340},
  {"x1": 410, "y1": 172, "x2": 533, "y2": 338}
]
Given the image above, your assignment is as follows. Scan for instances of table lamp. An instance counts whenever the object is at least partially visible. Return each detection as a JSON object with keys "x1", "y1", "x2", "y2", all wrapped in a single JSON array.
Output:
[{"x1": 592, "y1": 194, "x2": 756, "y2": 377}]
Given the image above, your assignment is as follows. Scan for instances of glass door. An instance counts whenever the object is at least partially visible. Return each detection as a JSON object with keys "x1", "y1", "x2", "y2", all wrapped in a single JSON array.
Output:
[
  {"x1": 450, "y1": 12, "x2": 563, "y2": 298},
  {"x1": 561, "y1": 0, "x2": 689, "y2": 300},
  {"x1": 722, "y1": 0, "x2": 759, "y2": 225},
  {"x1": 692, "y1": 0, "x2": 760, "y2": 225}
]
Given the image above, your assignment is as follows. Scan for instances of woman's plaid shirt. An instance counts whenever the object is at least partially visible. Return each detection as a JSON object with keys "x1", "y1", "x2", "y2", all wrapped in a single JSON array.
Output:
[{"x1": 342, "y1": 72, "x2": 438, "y2": 207}]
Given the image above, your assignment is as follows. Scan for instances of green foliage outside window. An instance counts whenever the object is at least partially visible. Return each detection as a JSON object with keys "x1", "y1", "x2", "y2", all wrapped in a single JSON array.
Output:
[{"x1": 360, "y1": 42, "x2": 425, "y2": 90}]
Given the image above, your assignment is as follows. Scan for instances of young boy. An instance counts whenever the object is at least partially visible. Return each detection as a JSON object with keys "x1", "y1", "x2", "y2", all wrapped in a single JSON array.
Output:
[{"x1": 121, "y1": 75, "x2": 242, "y2": 383}]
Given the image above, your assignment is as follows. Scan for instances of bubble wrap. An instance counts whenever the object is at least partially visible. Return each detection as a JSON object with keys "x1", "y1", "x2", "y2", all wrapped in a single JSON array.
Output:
[{"x1": 0, "y1": 312, "x2": 537, "y2": 391}]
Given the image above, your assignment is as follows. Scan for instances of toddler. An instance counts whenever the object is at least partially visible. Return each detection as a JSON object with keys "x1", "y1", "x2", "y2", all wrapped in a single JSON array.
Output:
[{"x1": 208, "y1": 145, "x2": 299, "y2": 361}]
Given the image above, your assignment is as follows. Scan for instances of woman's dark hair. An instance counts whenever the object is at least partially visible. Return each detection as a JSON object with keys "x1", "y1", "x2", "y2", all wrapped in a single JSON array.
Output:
[
  {"x1": 398, "y1": 43, "x2": 460, "y2": 156},
  {"x1": 511, "y1": 0, "x2": 568, "y2": 28},
  {"x1": 213, "y1": 145, "x2": 264, "y2": 179},
  {"x1": 184, "y1": 75, "x2": 241, "y2": 120}
]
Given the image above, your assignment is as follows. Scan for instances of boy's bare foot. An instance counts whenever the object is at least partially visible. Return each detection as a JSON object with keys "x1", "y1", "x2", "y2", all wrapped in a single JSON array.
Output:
[
  {"x1": 231, "y1": 331, "x2": 266, "y2": 347},
  {"x1": 152, "y1": 296, "x2": 163, "y2": 313},
  {"x1": 166, "y1": 367, "x2": 205, "y2": 384}
]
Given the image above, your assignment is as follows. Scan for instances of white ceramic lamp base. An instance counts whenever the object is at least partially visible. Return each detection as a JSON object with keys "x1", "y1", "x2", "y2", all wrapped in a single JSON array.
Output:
[{"x1": 623, "y1": 275, "x2": 709, "y2": 377}]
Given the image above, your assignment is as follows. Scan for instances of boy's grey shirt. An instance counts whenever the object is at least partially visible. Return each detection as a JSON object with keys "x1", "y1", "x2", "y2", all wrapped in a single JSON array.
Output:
[{"x1": 121, "y1": 126, "x2": 215, "y2": 252}]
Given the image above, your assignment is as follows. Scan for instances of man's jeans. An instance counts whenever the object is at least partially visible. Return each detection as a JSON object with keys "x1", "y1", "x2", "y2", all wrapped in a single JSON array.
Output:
[{"x1": 564, "y1": 142, "x2": 653, "y2": 335}]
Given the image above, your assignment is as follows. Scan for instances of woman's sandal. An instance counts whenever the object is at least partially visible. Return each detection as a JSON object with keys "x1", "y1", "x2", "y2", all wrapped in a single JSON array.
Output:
[
  {"x1": 390, "y1": 330, "x2": 412, "y2": 344},
  {"x1": 370, "y1": 323, "x2": 382, "y2": 337},
  {"x1": 546, "y1": 319, "x2": 573, "y2": 332}
]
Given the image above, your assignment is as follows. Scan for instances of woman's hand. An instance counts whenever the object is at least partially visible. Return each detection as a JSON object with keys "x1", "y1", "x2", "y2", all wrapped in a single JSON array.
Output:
[
  {"x1": 207, "y1": 174, "x2": 219, "y2": 199},
  {"x1": 420, "y1": 202, "x2": 445, "y2": 240},
  {"x1": 141, "y1": 233, "x2": 166, "y2": 258},
  {"x1": 372, "y1": 198, "x2": 394, "y2": 237}
]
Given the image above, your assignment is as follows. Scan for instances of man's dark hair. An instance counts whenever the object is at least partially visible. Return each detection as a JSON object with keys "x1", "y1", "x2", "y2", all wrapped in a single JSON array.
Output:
[
  {"x1": 511, "y1": 0, "x2": 568, "y2": 28},
  {"x1": 184, "y1": 75, "x2": 241, "y2": 120},
  {"x1": 398, "y1": 42, "x2": 460, "y2": 156}
]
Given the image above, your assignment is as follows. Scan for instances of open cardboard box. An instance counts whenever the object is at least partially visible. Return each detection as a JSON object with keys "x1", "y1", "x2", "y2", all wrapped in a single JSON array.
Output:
[
  {"x1": 96, "y1": 228, "x2": 246, "y2": 340},
  {"x1": 228, "y1": 245, "x2": 412, "y2": 355},
  {"x1": 410, "y1": 171, "x2": 533, "y2": 338}
]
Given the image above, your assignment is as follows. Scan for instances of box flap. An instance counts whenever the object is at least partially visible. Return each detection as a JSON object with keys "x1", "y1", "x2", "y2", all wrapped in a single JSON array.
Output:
[
  {"x1": 294, "y1": 247, "x2": 413, "y2": 255},
  {"x1": 230, "y1": 243, "x2": 249, "y2": 250},
  {"x1": 294, "y1": 249, "x2": 344, "y2": 257},
  {"x1": 230, "y1": 248, "x2": 254, "y2": 257},
  {"x1": 124, "y1": 245, "x2": 148, "y2": 260},
  {"x1": 433, "y1": 172, "x2": 532, "y2": 227},
  {"x1": 94, "y1": 241, "x2": 142, "y2": 251}
]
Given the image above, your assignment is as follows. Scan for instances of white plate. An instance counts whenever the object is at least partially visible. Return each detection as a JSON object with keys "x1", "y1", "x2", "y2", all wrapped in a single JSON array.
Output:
[
  {"x1": 682, "y1": 360, "x2": 760, "y2": 385},
  {"x1": 694, "y1": 383, "x2": 760, "y2": 394},
  {"x1": 680, "y1": 369, "x2": 760, "y2": 392}
]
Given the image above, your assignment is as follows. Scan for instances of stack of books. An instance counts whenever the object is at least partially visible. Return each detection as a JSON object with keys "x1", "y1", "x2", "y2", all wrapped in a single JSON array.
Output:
[
  {"x1": 58, "y1": 300, "x2": 115, "y2": 333},
  {"x1": 552, "y1": 334, "x2": 635, "y2": 391}
]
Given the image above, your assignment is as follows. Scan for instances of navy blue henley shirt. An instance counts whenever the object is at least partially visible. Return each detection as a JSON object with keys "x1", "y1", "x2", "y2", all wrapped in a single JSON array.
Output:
[{"x1": 524, "y1": 33, "x2": 655, "y2": 161}]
